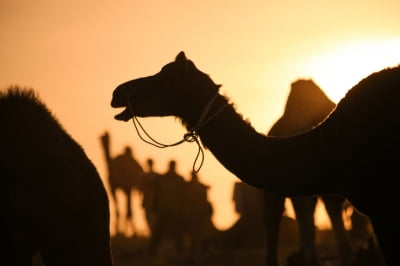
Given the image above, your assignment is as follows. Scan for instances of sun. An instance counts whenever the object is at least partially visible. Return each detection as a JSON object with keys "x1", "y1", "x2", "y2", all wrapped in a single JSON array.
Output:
[{"x1": 303, "y1": 38, "x2": 400, "y2": 103}]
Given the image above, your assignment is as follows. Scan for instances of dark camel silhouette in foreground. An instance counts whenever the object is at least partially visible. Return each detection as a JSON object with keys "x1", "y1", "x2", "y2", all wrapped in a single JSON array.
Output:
[
  {"x1": 111, "y1": 52, "x2": 398, "y2": 265},
  {"x1": 265, "y1": 79, "x2": 352, "y2": 266},
  {"x1": 1, "y1": 87, "x2": 113, "y2": 265},
  {"x1": 100, "y1": 131, "x2": 143, "y2": 235}
]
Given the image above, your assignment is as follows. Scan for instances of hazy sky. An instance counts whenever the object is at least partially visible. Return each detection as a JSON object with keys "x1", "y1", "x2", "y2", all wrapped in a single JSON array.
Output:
[{"x1": 1, "y1": 0, "x2": 399, "y2": 235}]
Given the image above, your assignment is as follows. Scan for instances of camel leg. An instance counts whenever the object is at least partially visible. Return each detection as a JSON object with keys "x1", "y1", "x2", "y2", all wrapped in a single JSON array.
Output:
[
  {"x1": 109, "y1": 186, "x2": 121, "y2": 235},
  {"x1": 362, "y1": 216, "x2": 393, "y2": 266},
  {"x1": 263, "y1": 191, "x2": 286, "y2": 266},
  {"x1": 125, "y1": 188, "x2": 135, "y2": 236},
  {"x1": 289, "y1": 196, "x2": 320, "y2": 266},
  {"x1": 322, "y1": 195, "x2": 353, "y2": 266}
]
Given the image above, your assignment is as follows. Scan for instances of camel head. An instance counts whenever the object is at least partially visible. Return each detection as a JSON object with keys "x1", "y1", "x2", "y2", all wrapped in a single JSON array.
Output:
[{"x1": 112, "y1": 51, "x2": 221, "y2": 122}]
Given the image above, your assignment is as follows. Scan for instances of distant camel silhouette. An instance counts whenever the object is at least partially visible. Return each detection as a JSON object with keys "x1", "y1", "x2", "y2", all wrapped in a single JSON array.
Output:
[
  {"x1": 1, "y1": 87, "x2": 113, "y2": 265},
  {"x1": 100, "y1": 131, "x2": 143, "y2": 235},
  {"x1": 265, "y1": 79, "x2": 352, "y2": 266},
  {"x1": 111, "y1": 52, "x2": 398, "y2": 266}
]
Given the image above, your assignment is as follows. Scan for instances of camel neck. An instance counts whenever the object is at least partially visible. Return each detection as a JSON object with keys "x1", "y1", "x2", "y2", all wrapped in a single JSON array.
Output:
[
  {"x1": 185, "y1": 93, "x2": 342, "y2": 197},
  {"x1": 188, "y1": 93, "x2": 230, "y2": 134}
]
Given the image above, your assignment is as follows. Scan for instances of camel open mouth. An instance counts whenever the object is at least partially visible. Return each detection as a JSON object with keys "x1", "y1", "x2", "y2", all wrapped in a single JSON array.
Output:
[
  {"x1": 114, "y1": 107, "x2": 133, "y2": 121},
  {"x1": 111, "y1": 91, "x2": 134, "y2": 121}
]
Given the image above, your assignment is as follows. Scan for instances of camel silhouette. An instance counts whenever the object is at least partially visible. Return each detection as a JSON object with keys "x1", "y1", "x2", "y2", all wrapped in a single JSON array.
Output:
[
  {"x1": 1, "y1": 87, "x2": 113, "y2": 265},
  {"x1": 100, "y1": 131, "x2": 143, "y2": 236},
  {"x1": 111, "y1": 51, "x2": 398, "y2": 266},
  {"x1": 265, "y1": 79, "x2": 352, "y2": 266}
]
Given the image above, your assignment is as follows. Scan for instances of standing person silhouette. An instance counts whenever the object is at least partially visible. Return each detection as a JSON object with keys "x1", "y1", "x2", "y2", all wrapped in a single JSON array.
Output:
[
  {"x1": 183, "y1": 171, "x2": 216, "y2": 253},
  {"x1": 148, "y1": 160, "x2": 186, "y2": 254},
  {"x1": 138, "y1": 158, "x2": 160, "y2": 237}
]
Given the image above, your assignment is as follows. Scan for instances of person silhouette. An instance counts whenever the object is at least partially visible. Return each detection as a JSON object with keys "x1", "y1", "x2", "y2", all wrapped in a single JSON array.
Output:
[
  {"x1": 232, "y1": 181, "x2": 266, "y2": 248},
  {"x1": 183, "y1": 171, "x2": 216, "y2": 253},
  {"x1": 148, "y1": 160, "x2": 186, "y2": 254},
  {"x1": 138, "y1": 158, "x2": 160, "y2": 237}
]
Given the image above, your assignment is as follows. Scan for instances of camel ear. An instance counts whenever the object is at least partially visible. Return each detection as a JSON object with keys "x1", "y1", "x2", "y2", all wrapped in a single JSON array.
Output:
[
  {"x1": 175, "y1": 51, "x2": 187, "y2": 62},
  {"x1": 175, "y1": 51, "x2": 192, "y2": 72}
]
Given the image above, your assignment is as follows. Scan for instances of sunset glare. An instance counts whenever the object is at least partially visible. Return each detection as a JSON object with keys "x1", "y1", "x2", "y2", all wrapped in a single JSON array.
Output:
[
  {"x1": 1, "y1": 0, "x2": 400, "y2": 236},
  {"x1": 304, "y1": 39, "x2": 400, "y2": 102}
]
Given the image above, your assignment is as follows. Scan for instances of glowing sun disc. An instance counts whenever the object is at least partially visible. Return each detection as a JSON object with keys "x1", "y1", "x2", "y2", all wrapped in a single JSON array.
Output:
[{"x1": 304, "y1": 39, "x2": 400, "y2": 103}]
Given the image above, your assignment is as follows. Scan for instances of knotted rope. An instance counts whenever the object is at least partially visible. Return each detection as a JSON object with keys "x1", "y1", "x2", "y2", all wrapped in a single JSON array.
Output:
[{"x1": 126, "y1": 93, "x2": 228, "y2": 173}]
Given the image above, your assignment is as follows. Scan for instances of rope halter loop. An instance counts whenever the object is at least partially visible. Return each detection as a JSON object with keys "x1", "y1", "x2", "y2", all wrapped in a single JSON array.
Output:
[{"x1": 126, "y1": 92, "x2": 228, "y2": 173}]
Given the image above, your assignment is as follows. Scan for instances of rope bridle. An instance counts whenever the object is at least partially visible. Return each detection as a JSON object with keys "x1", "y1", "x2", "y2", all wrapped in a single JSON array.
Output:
[{"x1": 126, "y1": 93, "x2": 229, "y2": 173}]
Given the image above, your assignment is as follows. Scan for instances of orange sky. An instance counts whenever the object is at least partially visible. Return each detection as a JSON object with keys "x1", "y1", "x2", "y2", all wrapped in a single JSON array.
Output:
[{"x1": 1, "y1": 0, "x2": 400, "y2": 236}]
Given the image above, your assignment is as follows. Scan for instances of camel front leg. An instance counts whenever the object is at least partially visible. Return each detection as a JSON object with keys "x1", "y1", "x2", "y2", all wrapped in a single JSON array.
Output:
[{"x1": 263, "y1": 191, "x2": 285, "y2": 266}]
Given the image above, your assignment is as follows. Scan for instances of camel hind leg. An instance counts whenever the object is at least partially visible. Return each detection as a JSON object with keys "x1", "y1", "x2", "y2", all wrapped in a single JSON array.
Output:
[
  {"x1": 322, "y1": 195, "x2": 353, "y2": 266},
  {"x1": 109, "y1": 185, "x2": 121, "y2": 235},
  {"x1": 125, "y1": 188, "x2": 136, "y2": 235},
  {"x1": 288, "y1": 196, "x2": 320, "y2": 266}
]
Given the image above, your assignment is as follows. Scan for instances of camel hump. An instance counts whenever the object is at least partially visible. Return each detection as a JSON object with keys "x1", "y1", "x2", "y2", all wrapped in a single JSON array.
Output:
[
  {"x1": 286, "y1": 79, "x2": 335, "y2": 117},
  {"x1": 269, "y1": 79, "x2": 336, "y2": 137}
]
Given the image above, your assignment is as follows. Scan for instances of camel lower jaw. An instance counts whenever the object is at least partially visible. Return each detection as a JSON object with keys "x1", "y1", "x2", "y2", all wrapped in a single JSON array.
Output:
[{"x1": 114, "y1": 108, "x2": 132, "y2": 121}]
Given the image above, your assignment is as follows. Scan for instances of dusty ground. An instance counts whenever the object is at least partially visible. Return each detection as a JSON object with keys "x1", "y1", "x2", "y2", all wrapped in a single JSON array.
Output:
[
  {"x1": 110, "y1": 229, "x2": 384, "y2": 266},
  {"x1": 30, "y1": 228, "x2": 384, "y2": 266}
]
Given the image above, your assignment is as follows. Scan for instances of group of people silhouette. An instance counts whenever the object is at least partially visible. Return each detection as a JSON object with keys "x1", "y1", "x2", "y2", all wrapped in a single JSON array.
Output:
[{"x1": 100, "y1": 132, "x2": 217, "y2": 255}]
